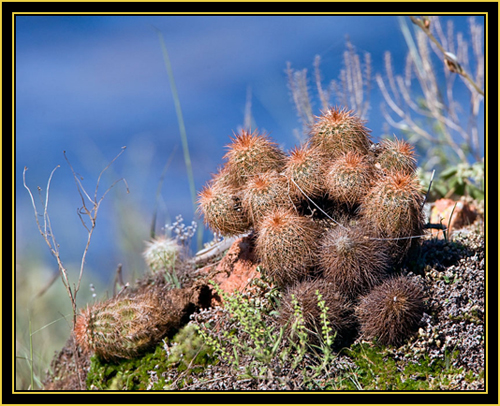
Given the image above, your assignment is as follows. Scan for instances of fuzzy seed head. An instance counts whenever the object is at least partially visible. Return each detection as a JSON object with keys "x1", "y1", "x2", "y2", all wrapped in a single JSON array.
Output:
[
  {"x1": 256, "y1": 207, "x2": 321, "y2": 287},
  {"x1": 309, "y1": 106, "x2": 371, "y2": 158},
  {"x1": 356, "y1": 276, "x2": 425, "y2": 346},
  {"x1": 376, "y1": 137, "x2": 417, "y2": 175},
  {"x1": 279, "y1": 278, "x2": 353, "y2": 344},
  {"x1": 283, "y1": 144, "x2": 326, "y2": 202},
  {"x1": 223, "y1": 129, "x2": 286, "y2": 186},
  {"x1": 318, "y1": 224, "x2": 390, "y2": 299},
  {"x1": 324, "y1": 151, "x2": 375, "y2": 207}
]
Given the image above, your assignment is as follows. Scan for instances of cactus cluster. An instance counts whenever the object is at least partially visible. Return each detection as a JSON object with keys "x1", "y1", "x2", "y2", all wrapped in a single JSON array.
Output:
[
  {"x1": 198, "y1": 106, "x2": 426, "y2": 347},
  {"x1": 74, "y1": 107, "x2": 427, "y2": 362}
]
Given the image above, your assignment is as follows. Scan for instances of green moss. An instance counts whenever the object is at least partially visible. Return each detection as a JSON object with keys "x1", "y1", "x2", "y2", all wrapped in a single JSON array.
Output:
[
  {"x1": 339, "y1": 342, "x2": 468, "y2": 390},
  {"x1": 86, "y1": 324, "x2": 214, "y2": 390}
]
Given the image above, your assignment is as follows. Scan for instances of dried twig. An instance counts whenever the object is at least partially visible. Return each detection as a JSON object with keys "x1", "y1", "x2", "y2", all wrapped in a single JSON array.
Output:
[
  {"x1": 23, "y1": 147, "x2": 128, "y2": 325},
  {"x1": 377, "y1": 16, "x2": 484, "y2": 169},
  {"x1": 410, "y1": 16, "x2": 484, "y2": 96}
]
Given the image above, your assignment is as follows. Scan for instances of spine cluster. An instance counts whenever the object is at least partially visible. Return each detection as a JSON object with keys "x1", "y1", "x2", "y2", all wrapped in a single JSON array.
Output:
[{"x1": 198, "y1": 106, "x2": 426, "y2": 347}]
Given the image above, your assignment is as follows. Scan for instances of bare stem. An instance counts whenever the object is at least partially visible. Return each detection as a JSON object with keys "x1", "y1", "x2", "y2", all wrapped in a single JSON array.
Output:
[
  {"x1": 23, "y1": 148, "x2": 128, "y2": 325},
  {"x1": 410, "y1": 16, "x2": 484, "y2": 96}
]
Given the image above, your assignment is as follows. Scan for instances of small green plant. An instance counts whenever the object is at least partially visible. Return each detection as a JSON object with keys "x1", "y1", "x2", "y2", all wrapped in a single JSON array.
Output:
[
  {"x1": 194, "y1": 281, "x2": 284, "y2": 371},
  {"x1": 86, "y1": 325, "x2": 214, "y2": 391},
  {"x1": 192, "y1": 280, "x2": 349, "y2": 389},
  {"x1": 419, "y1": 160, "x2": 484, "y2": 201}
]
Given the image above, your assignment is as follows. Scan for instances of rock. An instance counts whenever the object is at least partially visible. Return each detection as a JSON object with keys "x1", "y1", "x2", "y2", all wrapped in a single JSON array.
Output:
[
  {"x1": 429, "y1": 198, "x2": 478, "y2": 237},
  {"x1": 209, "y1": 235, "x2": 262, "y2": 305}
]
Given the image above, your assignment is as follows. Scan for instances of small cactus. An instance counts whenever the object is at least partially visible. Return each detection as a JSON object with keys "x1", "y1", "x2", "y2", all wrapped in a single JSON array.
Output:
[
  {"x1": 375, "y1": 136, "x2": 417, "y2": 175},
  {"x1": 222, "y1": 129, "x2": 286, "y2": 187},
  {"x1": 323, "y1": 151, "x2": 376, "y2": 207},
  {"x1": 309, "y1": 106, "x2": 371, "y2": 159},
  {"x1": 74, "y1": 287, "x2": 189, "y2": 360},
  {"x1": 197, "y1": 181, "x2": 252, "y2": 236},
  {"x1": 279, "y1": 278, "x2": 353, "y2": 345},
  {"x1": 241, "y1": 170, "x2": 292, "y2": 224},
  {"x1": 318, "y1": 224, "x2": 390, "y2": 299},
  {"x1": 255, "y1": 207, "x2": 321, "y2": 287},
  {"x1": 360, "y1": 172, "x2": 425, "y2": 244},
  {"x1": 143, "y1": 236, "x2": 182, "y2": 274},
  {"x1": 356, "y1": 276, "x2": 425, "y2": 346},
  {"x1": 282, "y1": 144, "x2": 326, "y2": 202}
]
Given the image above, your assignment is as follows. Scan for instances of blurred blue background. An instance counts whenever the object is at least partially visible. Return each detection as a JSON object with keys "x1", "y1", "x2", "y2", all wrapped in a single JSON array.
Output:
[{"x1": 15, "y1": 15, "x2": 483, "y2": 295}]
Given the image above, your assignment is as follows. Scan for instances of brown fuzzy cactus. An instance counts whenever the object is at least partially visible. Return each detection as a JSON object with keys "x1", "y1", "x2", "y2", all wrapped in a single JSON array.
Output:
[
  {"x1": 309, "y1": 106, "x2": 371, "y2": 159},
  {"x1": 359, "y1": 172, "x2": 425, "y2": 245},
  {"x1": 279, "y1": 278, "x2": 353, "y2": 344},
  {"x1": 241, "y1": 170, "x2": 292, "y2": 224},
  {"x1": 323, "y1": 151, "x2": 376, "y2": 207},
  {"x1": 255, "y1": 207, "x2": 322, "y2": 287},
  {"x1": 356, "y1": 275, "x2": 425, "y2": 346},
  {"x1": 318, "y1": 224, "x2": 390, "y2": 299},
  {"x1": 74, "y1": 286, "x2": 192, "y2": 360},
  {"x1": 222, "y1": 129, "x2": 286, "y2": 187},
  {"x1": 282, "y1": 144, "x2": 326, "y2": 202},
  {"x1": 197, "y1": 180, "x2": 252, "y2": 236},
  {"x1": 375, "y1": 137, "x2": 417, "y2": 175}
]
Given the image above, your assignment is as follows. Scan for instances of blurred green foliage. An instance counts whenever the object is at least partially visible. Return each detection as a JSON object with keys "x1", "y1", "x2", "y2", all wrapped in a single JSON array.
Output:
[{"x1": 418, "y1": 159, "x2": 484, "y2": 202}]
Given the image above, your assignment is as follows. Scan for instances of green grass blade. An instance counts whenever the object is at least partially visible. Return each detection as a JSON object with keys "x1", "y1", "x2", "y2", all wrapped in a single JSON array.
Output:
[
  {"x1": 155, "y1": 28, "x2": 196, "y2": 210},
  {"x1": 154, "y1": 27, "x2": 203, "y2": 249}
]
